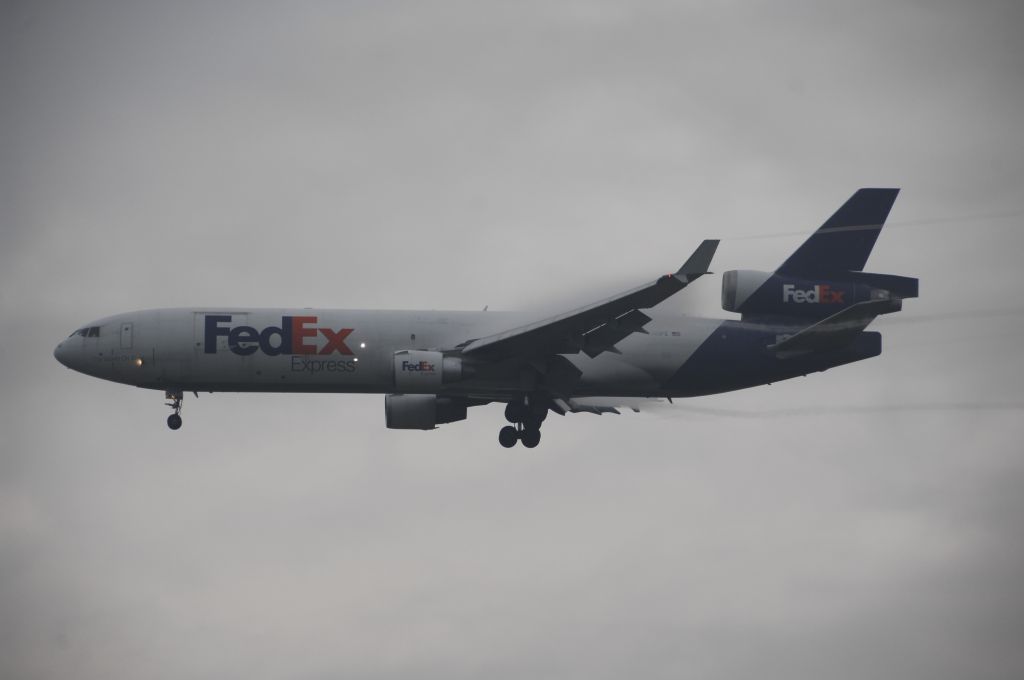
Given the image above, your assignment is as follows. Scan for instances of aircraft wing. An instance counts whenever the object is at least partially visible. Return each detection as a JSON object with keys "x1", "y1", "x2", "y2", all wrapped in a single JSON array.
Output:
[{"x1": 457, "y1": 240, "x2": 719, "y2": 360}]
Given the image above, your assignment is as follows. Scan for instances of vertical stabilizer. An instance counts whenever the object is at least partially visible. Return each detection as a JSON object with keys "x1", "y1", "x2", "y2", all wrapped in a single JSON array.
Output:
[{"x1": 776, "y1": 188, "x2": 900, "y2": 275}]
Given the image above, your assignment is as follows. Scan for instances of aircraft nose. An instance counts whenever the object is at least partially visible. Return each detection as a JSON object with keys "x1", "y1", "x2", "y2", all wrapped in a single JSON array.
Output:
[{"x1": 54, "y1": 340, "x2": 72, "y2": 368}]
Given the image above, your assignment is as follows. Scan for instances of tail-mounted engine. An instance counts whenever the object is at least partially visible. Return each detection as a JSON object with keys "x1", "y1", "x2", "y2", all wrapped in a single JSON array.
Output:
[{"x1": 722, "y1": 269, "x2": 918, "y2": 319}]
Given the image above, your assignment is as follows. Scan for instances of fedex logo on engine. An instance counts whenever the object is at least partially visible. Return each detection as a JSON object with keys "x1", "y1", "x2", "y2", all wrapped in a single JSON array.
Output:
[
  {"x1": 204, "y1": 315, "x2": 354, "y2": 356},
  {"x1": 782, "y1": 283, "x2": 845, "y2": 304},
  {"x1": 401, "y1": 360, "x2": 436, "y2": 373}
]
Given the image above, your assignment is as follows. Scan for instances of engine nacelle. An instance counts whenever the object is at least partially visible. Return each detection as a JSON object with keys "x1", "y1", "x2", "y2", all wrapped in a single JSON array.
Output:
[
  {"x1": 393, "y1": 350, "x2": 469, "y2": 393},
  {"x1": 722, "y1": 269, "x2": 918, "y2": 318},
  {"x1": 384, "y1": 394, "x2": 468, "y2": 430}
]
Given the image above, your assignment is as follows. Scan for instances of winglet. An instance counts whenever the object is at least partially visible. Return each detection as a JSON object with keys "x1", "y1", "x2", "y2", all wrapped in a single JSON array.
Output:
[{"x1": 676, "y1": 239, "x2": 720, "y2": 279}]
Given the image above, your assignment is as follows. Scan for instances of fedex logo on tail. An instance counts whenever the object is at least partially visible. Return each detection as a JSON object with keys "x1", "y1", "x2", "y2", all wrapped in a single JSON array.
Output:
[
  {"x1": 205, "y1": 315, "x2": 354, "y2": 356},
  {"x1": 782, "y1": 283, "x2": 845, "y2": 304}
]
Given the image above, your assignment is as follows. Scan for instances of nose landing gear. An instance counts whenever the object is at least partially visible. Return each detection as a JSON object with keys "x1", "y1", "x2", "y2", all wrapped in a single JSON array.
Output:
[
  {"x1": 165, "y1": 390, "x2": 183, "y2": 430},
  {"x1": 499, "y1": 398, "x2": 548, "y2": 448}
]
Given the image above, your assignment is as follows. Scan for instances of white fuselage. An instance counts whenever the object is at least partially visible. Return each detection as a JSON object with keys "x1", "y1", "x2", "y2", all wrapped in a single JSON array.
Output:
[{"x1": 54, "y1": 308, "x2": 724, "y2": 399}]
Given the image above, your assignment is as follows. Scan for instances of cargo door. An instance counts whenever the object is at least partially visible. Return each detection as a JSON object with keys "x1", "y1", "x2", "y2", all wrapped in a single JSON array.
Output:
[{"x1": 119, "y1": 322, "x2": 133, "y2": 349}]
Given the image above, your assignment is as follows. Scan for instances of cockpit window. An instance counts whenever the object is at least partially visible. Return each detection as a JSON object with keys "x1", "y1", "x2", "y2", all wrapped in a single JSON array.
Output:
[
  {"x1": 70, "y1": 327, "x2": 101, "y2": 338},
  {"x1": 88, "y1": 326, "x2": 100, "y2": 337}
]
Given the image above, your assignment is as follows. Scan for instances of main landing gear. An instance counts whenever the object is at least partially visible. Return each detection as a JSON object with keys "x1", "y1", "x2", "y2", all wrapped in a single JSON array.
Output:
[
  {"x1": 499, "y1": 398, "x2": 548, "y2": 448},
  {"x1": 165, "y1": 390, "x2": 183, "y2": 430}
]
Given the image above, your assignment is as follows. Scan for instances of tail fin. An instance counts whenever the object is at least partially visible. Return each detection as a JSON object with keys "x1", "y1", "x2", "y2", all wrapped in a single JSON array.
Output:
[
  {"x1": 777, "y1": 188, "x2": 900, "y2": 276},
  {"x1": 722, "y1": 188, "x2": 916, "y2": 322}
]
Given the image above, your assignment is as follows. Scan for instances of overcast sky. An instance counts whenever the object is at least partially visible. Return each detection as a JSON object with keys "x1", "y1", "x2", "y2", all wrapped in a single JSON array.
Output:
[{"x1": 3, "y1": 1, "x2": 1024, "y2": 678}]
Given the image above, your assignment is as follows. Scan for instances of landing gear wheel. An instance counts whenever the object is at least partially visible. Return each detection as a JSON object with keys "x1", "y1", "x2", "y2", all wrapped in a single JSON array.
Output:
[
  {"x1": 165, "y1": 390, "x2": 184, "y2": 431},
  {"x1": 498, "y1": 425, "x2": 519, "y2": 448},
  {"x1": 502, "y1": 395, "x2": 548, "y2": 448},
  {"x1": 520, "y1": 428, "x2": 541, "y2": 448}
]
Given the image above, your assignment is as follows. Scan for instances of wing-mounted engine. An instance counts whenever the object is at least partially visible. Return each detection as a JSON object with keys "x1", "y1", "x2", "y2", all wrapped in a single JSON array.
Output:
[
  {"x1": 722, "y1": 269, "x2": 918, "y2": 320},
  {"x1": 385, "y1": 394, "x2": 468, "y2": 430},
  {"x1": 392, "y1": 350, "x2": 474, "y2": 393}
]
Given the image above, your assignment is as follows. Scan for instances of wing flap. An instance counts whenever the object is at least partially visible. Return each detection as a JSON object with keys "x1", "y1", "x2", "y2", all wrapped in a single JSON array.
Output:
[
  {"x1": 582, "y1": 309, "x2": 651, "y2": 358},
  {"x1": 552, "y1": 397, "x2": 621, "y2": 415},
  {"x1": 552, "y1": 396, "x2": 666, "y2": 415}
]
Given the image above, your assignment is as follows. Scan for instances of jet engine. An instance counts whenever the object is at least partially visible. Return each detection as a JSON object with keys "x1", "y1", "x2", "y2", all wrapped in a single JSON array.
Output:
[
  {"x1": 721, "y1": 269, "x2": 918, "y2": 319},
  {"x1": 384, "y1": 394, "x2": 468, "y2": 430},
  {"x1": 393, "y1": 350, "x2": 471, "y2": 392}
]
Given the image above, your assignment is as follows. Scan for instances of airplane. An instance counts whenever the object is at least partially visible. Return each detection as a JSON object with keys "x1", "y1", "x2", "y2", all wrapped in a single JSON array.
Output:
[{"x1": 54, "y1": 188, "x2": 918, "y2": 447}]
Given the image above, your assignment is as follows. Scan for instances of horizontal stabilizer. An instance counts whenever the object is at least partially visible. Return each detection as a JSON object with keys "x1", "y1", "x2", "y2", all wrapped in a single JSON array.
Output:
[{"x1": 768, "y1": 298, "x2": 902, "y2": 357}]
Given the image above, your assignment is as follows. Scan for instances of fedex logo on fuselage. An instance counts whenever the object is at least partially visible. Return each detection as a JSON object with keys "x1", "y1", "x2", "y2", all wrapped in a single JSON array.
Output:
[
  {"x1": 204, "y1": 315, "x2": 354, "y2": 356},
  {"x1": 782, "y1": 283, "x2": 845, "y2": 304}
]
